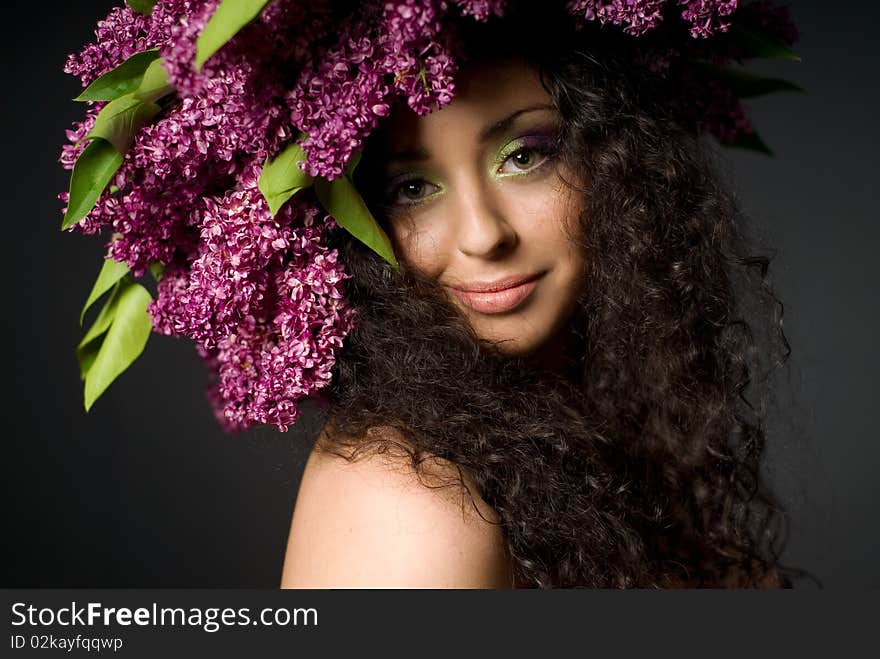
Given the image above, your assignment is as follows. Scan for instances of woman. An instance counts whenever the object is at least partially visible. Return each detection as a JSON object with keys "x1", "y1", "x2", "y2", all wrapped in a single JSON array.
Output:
[
  {"x1": 281, "y1": 9, "x2": 791, "y2": 588},
  {"x1": 62, "y1": 0, "x2": 797, "y2": 588}
]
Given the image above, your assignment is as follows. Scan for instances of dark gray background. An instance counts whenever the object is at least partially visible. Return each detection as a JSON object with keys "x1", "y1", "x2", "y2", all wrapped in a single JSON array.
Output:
[{"x1": 3, "y1": 1, "x2": 877, "y2": 587}]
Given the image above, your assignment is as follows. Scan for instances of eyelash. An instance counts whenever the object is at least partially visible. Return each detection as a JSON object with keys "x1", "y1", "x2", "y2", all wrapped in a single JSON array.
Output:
[
  {"x1": 385, "y1": 142, "x2": 555, "y2": 208},
  {"x1": 496, "y1": 142, "x2": 554, "y2": 176}
]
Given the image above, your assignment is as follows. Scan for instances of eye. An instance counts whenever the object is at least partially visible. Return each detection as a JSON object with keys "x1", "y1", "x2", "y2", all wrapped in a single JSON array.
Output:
[
  {"x1": 388, "y1": 178, "x2": 441, "y2": 205},
  {"x1": 497, "y1": 145, "x2": 550, "y2": 175}
]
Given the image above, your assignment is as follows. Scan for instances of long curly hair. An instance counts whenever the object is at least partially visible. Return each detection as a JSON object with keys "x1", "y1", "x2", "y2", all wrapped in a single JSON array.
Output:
[{"x1": 312, "y1": 2, "x2": 793, "y2": 588}]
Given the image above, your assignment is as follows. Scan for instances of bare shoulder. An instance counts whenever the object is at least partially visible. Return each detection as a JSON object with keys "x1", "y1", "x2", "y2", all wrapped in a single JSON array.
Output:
[{"x1": 281, "y1": 426, "x2": 514, "y2": 589}]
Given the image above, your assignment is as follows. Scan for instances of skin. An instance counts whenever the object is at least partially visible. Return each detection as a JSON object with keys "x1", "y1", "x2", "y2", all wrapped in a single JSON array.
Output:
[
  {"x1": 281, "y1": 427, "x2": 514, "y2": 588},
  {"x1": 373, "y1": 56, "x2": 588, "y2": 372}
]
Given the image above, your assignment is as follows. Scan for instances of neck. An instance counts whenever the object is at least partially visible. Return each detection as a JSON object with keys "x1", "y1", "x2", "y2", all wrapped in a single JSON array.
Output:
[{"x1": 527, "y1": 319, "x2": 586, "y2": 385}]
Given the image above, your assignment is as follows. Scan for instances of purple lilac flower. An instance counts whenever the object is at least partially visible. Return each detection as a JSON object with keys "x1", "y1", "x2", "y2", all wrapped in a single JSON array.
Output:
[
  {"x1": 66, "y1": 0, "x2": 295, "y2": 275},
  {"x1": 155, "y1": 0, "x2": 221, "y2": 98},
  {"x1": 287, "y1": 19, "x2": 392, "y2": 179},
  {"x1": 679, "y1": 0, "x2": 738, "y2": 38},
  {"x1": 381, "y1": 0, "x2": 457, "y2": 116},
  {"x1": 454, "y1": 0, "x2": 508, "y2": 20},
  {"x1": 700, "y1": 0, "x2": 797, "y2": 64},
  {"x1": 697, "y1": 79, "x2": 753, "y2": 144},
  {"x1": 566, "y1": 0, "x2": 740, "y2": 37},
  {"x1": 63, "y1": 5, "x2": 151, "y2": 85},
  {"x1": 745, "y1": 0, "x2": 798, "y2": 46},
  {"x1": 149, "y1": 171, "x2": 295, "y2": 348},
  {"x1": 59, "y1": 105, "x2": 103, "y2": 171},
  {"x1": 61, "y1": 1, "x2": 355, "y2": 431},
  {"x1": 566, "y1": 0, "x2": 667, "y2": 35},
  {"x1": 150, "y1": 163, "x2": 354, "y2": 433},
  {"x1": 668, "y1": 0, "x2": 797, "y2": 145},
  {"x1": 287, "y1": 1, "x2": 464, "y2": 178}
]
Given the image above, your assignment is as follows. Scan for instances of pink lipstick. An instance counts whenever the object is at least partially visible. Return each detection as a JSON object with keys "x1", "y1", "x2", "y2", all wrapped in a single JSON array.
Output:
[{"x1": 447, "y1": 272, "x2": 543, "y2": 314}]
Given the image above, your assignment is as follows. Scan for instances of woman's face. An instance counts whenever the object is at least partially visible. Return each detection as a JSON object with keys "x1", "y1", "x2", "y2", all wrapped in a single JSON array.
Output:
[{"x1": 373, "y1": 57, "x2": 587, "y2": 358}]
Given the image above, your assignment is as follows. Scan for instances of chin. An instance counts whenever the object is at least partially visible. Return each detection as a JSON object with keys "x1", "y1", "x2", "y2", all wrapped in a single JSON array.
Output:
[{"x1": 469, "y1": 320, "x2": 546, "y2": 355}]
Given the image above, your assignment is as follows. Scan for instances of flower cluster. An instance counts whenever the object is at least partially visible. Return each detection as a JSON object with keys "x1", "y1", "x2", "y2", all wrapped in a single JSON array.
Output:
[
  {"x1": 567, "y1": 0, "x2": 666, "y2": 35},
  {"x1": 288, "y1": 1, "x2": 463, "y2": 178},
  {"x1": 454, "y1": 0, "x2": 508, "y2": 20},
  {"x1": 671, "y1": 0, "x2": 799, "y2": 144},
  {"x1": 679, "y1": 0, "x2": 739, "y2": 38},
  {"x1": 566, "y1": 0, "x2": 738, "y2": 37},
  {"x1": 150, "y1": 165, "x2": 354, "y2": 431},
  {"x1": 64, "y1": 5, "x2": 152, "y2": 85},
  {"x1": 61, "y1": 0, "x2": 797, "y2": 432}
]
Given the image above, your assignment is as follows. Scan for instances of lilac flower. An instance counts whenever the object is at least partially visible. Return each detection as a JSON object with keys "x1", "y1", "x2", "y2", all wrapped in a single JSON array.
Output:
[
  {"x1": 146, "y1": 162, "x2": 354, "y2": 432},
  {"x1": 566, "y1": 0, "x2": 740, "y2": 37},
  {"x1": 398, "y1": 50, "x2": 458, "y2": 114},
  {"x1": 567, "y1": 0, "x2": 667, "y2": 35},
  {"x1": 61, "y1": 1, "x2": 355, "y2": 432},
  {"x1": 287, "y1": 24, "x2": 392, "y2": 179},
  {"x1": 149, "y1": 174, "x2": 300, "y2": 348},
  {"x1": 67, "y1": 0, "x2": 293, "y2": 274},
  {"x1": 380, "y1": 0, "x2": 455, "y2": 115},
  {"x1": 454, "y1": 0, "x2": 508, "y2": 20},
  {"x1": 184, "y1": 204, "x2": 354, "y2": 432},
  {"x1": 155, "y1": 0, "x2": 222, "y2": 98},
  {"x1": 698, "y1": 79, "x2": 753, "y2": 145},
  {"x1": 63, "y1": 5, "x2": 151, "y2": 86},
  {"x1": 709, "y1": 0, "x2": 797, "y2": 63},
  {"x1": 745, "y1": 0, "x2": 798, "y2": 46},
  {"x1": 287, "y1": 1, "x2": 461, "y2": 178},
  {"x1": 679, "y1": 0, "x2": 738, "y2": 39},
  {"x1": 59, "y1": 104, "x2": 103, "y2": 171}
]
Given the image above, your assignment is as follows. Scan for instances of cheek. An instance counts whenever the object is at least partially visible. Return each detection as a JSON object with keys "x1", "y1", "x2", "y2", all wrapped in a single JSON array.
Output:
[
  {"x1": 388, "y1": 213, "x2": 448, "y2": 274},
  {"x1": 507, "y1": 176, "x2": 584, "y2": 250}
]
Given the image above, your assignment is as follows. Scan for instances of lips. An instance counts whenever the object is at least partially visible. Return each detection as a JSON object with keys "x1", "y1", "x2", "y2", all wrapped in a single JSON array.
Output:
[{"x1": 447, "y1": 272, "x2": 544, "y2": 314}]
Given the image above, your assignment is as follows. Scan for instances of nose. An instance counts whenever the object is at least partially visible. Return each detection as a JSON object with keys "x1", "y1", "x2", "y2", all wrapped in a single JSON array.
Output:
[{"x1": 452, "y1": 180, "x2": 518, "y2": 258}]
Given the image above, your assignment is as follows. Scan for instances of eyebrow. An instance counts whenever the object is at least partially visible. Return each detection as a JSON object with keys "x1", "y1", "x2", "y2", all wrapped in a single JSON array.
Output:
[
  {"x1": 386, "y1": 104, "x2": 556, "y2": 165},
  {"x1": 479, "y1": 103, "x2": 556, "y2": 143}
]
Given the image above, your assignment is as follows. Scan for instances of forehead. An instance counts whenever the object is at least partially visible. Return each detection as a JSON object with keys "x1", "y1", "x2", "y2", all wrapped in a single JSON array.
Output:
[{"x1": 383, "y1": 57, "x2": 552, "y2": 148}]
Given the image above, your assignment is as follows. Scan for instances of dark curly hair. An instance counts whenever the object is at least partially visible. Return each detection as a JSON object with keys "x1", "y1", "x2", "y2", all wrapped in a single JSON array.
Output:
[{"x1": 311, "y1": 2, "x2": 793, "y2": 588}]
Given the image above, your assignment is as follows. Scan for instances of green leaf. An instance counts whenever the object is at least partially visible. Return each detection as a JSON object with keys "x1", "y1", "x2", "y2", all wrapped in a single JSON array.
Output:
[
  {"x1": 697, "y1": 64, "x2": 804, "y2": 99},
  {"x1": 65, "y1": 59, "x2": 172, "y2": 226},
  {"x1": 83, "y1": 278, "x2": 153, "y2": 411},
  {"x1": 80, "y1": 256, "x2": 130, "y2": 326},
  {"x1": 195, "y1": 0, "x2": 272, "y2": 70},
  {"x1": 74, "y1": 49, "x2": 160, "y2": 102},
  {"x1": 726, "y1": 130, "x2": 774, "y2": 157},
  {"x1": 728, "y1": 24, "x2": 801, "y2": 62},
  {"x1": 258, "y1": 141, "x2": 314, "y2": 216},
  {"x1": 77, "y1": 281, "x2": 123, "y2": 380},
  {"x1": 315, "y1": 176, "x2": 399, "y2": 270},
  {"x1": 148, "y1": 261, "x2": 166, "y2": 282},
  {"x1": 85, "y1": 94, "x2": 162, "y2": 153},
  {"x1": 722, "y1": 71, "x2": 804, "y2": 99},
  {"x1": 127, "y1": 0, "x2": 157, "y2": 14},
  {"x1": 63, "y1": 139, "x2": 124, "y2": 230},
  {"x1": 345, "y1": 150, "x2": 362, "y2": 178},
  {"x1": 79, "y1": 283, "x2": 121, "y2": 350},
  {"x1": 77, "y1": 340, "x2": 102, "y2": 383},
  {"x1": 133, "y1": 57, "x2": 173, "y2": 104}
]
